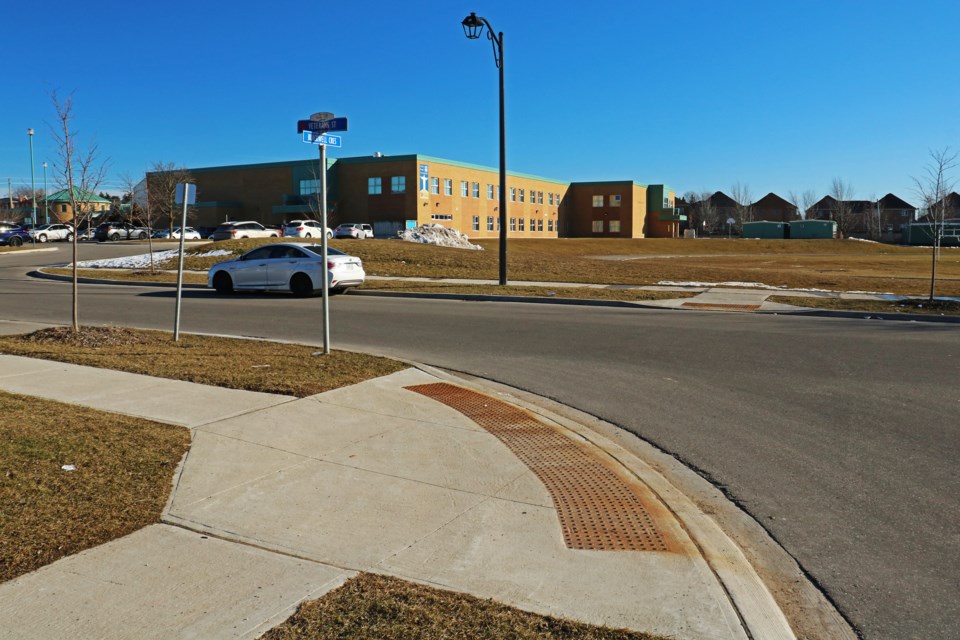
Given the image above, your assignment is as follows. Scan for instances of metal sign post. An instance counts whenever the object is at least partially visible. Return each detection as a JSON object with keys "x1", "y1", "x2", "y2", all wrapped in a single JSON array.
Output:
[
  {"x1": 173, "y1": 183, "x2": 195, "y2": 342},
  {"x1": 300, "y1": 112, "x2": 348, "y2": 355}
]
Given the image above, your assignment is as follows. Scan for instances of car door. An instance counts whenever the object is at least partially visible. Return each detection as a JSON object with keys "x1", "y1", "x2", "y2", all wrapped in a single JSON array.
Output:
[
  {"x1": 231, "y1": 246, "x2": 273, "y2": 287},
  {"x1": 266, "y1": 245, "x2": 310, "y2": 287}
]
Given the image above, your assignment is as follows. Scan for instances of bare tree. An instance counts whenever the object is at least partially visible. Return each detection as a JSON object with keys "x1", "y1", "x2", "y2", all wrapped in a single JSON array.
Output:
[
  {"x1": 730, "y1": 182, "x2": 753, "y2": 226},
  {"x1": 912, "y1": 147, "x2": 958, "y2": 300},
  {"x1": 828, "y1": 178, "x2": 855, "y2": 238},
  {"x1": 146, "y1": 161, "x2": 193, "y2": 234},
  {"x1": 50, "y1": 92, "x2": 108, "y2": 332},
  {"x1": 865, "y1": 193, "x2": 882, "y2": 241},
  {"x1": 787, "y1": 190, "x2": 817, "y2": 220},
  {"x1": 120, "y1": 172, "x2": 161, "y2": 271}
]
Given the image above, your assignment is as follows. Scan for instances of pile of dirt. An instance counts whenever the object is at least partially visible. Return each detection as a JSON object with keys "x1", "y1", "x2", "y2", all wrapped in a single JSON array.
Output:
[
  {"x1": 397, "y1": 224, "x2": 483, "y2": 250},
  {"x1": 21, "y1": 326, "x2": 163, "y2": 349}
]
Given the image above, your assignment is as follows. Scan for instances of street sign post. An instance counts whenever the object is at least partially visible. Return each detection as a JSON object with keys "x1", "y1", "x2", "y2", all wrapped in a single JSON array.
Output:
[
  {"x1": 310, "y1": 112, "x2": 334, "y2": 122},
  {"x1": 302, "y1": 131, "x2": 342, "y2": 147},
  {"x1": 173, "y1": 183, "x2": 196, "y2": 342},
  {"x1": 297, "y1": 117, "x2": 348, "y2": 133}
]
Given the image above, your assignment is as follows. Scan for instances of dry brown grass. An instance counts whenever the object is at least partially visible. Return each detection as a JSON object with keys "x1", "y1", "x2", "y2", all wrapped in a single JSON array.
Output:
[
  {"x1": 364, "y1": 280, "x2": 695, "y2": 302},
  {"x1": 171, "y1": 238, "x2": 960, "y2": 296},
  {"x1": 0, "y1": 327, "x2": 407, "y2": 398},
  {"x1": 45, "y1": 267, "x2": 208, "y2": 285},
  {"x1": 262, "y1": 573, "x2": 666, "y2": 640},
  {"x1": 0, "y1": 391, "x2": 190, "y2": 582},
  {"x1": 768, "y1": 296, "x2": 960, "y2": 315}
]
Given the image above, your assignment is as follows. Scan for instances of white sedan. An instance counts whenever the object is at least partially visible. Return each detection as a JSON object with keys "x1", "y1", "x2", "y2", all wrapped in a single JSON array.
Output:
[
  {"x1": 30, "y1": 223, "x2": 73, "y2": 243},
  {"x1": 208, "y1": 242, "x2": 365, "y2": 296},
  {"x1": 153, "y1": 227, "x2": 202, "y2": 240},
  {"x1": 282, "y1": 220, "x2": 332, "y2": 239}
]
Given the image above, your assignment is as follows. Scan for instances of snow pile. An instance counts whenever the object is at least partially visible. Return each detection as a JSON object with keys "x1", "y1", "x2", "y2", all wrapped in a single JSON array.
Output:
[
  {"x1": 74, "y1": 249, "x2": 232, "y2": 269},
  {"x1": 397, "y1": 224, "x2": 483, "y2": 250}
]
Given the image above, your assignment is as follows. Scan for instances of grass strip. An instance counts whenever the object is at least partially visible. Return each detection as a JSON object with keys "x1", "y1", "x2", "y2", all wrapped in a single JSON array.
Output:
[
  {"x1": 0, "y1": 327, "x2": 407, "y2": 398},
  {"x1": 363, "y1": 280, "x2": 696, "y2": 302},
  {"x1": 0, "y1": 391, "x2": 190, "y2": 582},
  {"x1": 767, "y1": 295, "x2": 960, "y2": 315},
  {"x1": 261, "y1": 572, "x2": 667, "y2": 640}
]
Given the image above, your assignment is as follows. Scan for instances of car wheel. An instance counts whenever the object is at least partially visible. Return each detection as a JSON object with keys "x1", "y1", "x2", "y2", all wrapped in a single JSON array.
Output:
[
  {"x1": 38, "y1": 234, "x2": 47, "y2": 243},
  {"x1": 9, "y1": 236, "x2": 23, "y2": 247},
  {"x1": 213, "y1": 272, "x2": 234, "y2": 295},
  {"x1": 304, "y1": 233, "x2": 312, "y2": 238},
  {"x1": 137, "y1": 232, "x2": 147, "y2": 240},
  {"x1": 65, "y1": 233, "x2": 74, "y2": 242},
  {"x1": 290, "y1": 273, "x2": 314, "y2": 297},
  {"x1": 326, "y1": 231, "x2": 333, "y2": 239},
  {"x1": 271, "y1": 233, "x2": 279, "y2": 238},
  {"x1": 109, "y1": 233, "x2": 120, "y2": 241}
]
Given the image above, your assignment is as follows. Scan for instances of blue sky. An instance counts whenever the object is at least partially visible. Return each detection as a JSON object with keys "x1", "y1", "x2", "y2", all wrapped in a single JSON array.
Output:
[{"x1": 3, "y1": 0, "x2": 958, "y2": 205}]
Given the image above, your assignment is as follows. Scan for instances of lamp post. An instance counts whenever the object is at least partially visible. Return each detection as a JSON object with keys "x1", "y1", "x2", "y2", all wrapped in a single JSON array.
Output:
[
  {"x1": 42, "y1": 162, "x2": 48, "y2": 224},
  {"x1": 462, "y1": 11, "x2": 507, "y2": 285},
  {"x1": 28, "y1": 127, "x2": 37, "y2": 227}
]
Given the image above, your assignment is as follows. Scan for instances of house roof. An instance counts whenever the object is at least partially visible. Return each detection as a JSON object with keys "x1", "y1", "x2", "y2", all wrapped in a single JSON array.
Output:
[
  {"x1": 709, "y1": 191, "x2": 738, "y2": 208},
  {"x1": 752, "y1": 192, "x2": 796, "y2": 210},
  {"x1": 878, "y1": 193, "x2": 916, "y2": 210},
  {"x1": 46, "y1": 187, "x2": 112, "y2": 204}
]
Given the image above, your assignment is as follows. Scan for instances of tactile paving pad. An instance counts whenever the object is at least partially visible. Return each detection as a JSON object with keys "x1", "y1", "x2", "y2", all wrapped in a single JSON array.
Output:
[{"x1": 405, "y1": 383, "x2": 673, "y2": 552}]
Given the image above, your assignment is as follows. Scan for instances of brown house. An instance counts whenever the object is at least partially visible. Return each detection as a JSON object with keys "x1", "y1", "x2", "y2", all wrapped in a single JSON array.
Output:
[{"x1": 751, "y1": 193, "x2": 798, "y2": 222}]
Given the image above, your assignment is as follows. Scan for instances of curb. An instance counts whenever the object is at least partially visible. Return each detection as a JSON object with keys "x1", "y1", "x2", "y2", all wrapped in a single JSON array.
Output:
[
  {"x1": 29, "y1": 270, "x2": 207, "y2": 289},
  {"x1": 759, "y1": 307, "x2": 960, "y2": 324}
]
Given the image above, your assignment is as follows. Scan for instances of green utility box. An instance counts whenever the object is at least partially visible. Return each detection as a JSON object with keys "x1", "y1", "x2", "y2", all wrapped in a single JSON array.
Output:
[
  {"x1": 742, "y1": 221, "x2": 787, "y2": 239},
  {"x1": 789, "y1": 219, "x2": 837, "y2": 239},
  {"x1": 905, "y1": 221, "x2": 960, "y2": 246}
]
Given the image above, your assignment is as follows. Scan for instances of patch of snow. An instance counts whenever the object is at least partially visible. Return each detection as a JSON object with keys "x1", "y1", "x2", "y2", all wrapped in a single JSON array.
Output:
[
  {"x1": 656, "y1": 280, "x2": 894, "y2": 295},
  {"x1": 73, "y1": 248, "x2": 232, "y2": 269},
  {"x1": 397, "y1": 224, "x2": 483, "y2": 250},
  {"x1": 846, "y1": 237, "x2": 881, "y2": 243}
]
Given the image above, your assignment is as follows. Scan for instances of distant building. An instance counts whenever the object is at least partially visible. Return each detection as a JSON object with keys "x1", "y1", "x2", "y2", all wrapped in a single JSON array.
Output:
[
  {"x1": 45, "y1": 187, "x2": 112, "y2": 224},
  {"x1": 751, "y1": 193, "x2": 798, "y2": 222}
]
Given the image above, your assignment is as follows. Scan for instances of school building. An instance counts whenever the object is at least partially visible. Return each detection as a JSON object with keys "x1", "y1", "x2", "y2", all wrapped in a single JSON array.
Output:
[{"x1": 148, "y1": 154, "x2": 680, "y2": 238}]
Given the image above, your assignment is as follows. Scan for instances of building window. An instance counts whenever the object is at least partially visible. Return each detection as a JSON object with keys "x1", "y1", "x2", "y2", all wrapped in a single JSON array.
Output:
[
  {"x1": 611, "y1": 195, "x2": 621, "y2": 207},
  {"x1": 592, "y1": 220, "x2": 604, "y2": 233},
  {"x1": 472, "y1": 182, "x2": 480, "y2": 198},
  {"x1": 367, "y1": 177, "x2": 382, "y2": 195},
  {"x1": 609, "y1": 220, "x2": 621, "y2": 233},
  {"x1": 510, "y1": 187, "x2": 516, "y2": 202},
  {"x1": 391, "y1": 176, "x2": 406, "y2": 193},
  {"x1": 548, "y1": 219, "x2": 554, "y2": 232},
  {"x1": 487, "y1": 216, "x2": 494, "y2": 231},
  {"x1": 510, "y1": 217, "x2": 516, "y2": 231},
  {"x1": 518, "y1": 218, "x2": 525, "y2": 231},
  {"x1": 519, "y1": 188, "x2": 525, "y2": 203},
  {"x1": 61, "y1": 204, "x2": 67, "y2": 213},
  {"x1": 592, "y1": 195, "x2": 603, "y2": 207},
  {"x1": 537, "y1": 219, "x2": 543, "y2": 232},
  {"x1": 548, "y1": 193, "x2": 554, "y2": 206},
  {"x1": 430, "y1": 177, "x2": 439, "y2": 194},
  {"x1": 663, "y1": 197, "x2": 670, "y2": 208},
  {"x1": 537, "y1": 191, "x2": 543, "y2": 204},
  {"x1": 486, "y1": 184, "x2": 494, "y2": 199},
  {"x1": 444, "y1": 179, "x2": 452, "y2": 196},
  {"x1": 472, "y1": 215, "x2": 480, "y2": 231},
  {"x1": 431, "y1": 213, "x2": 453, "y2": 220},
  {"x1": 461, "y1": 180, "x2": 469, "y2": 197},
  {"x1": 300, "y1": 179, "x2": 321, "y2": 195}
]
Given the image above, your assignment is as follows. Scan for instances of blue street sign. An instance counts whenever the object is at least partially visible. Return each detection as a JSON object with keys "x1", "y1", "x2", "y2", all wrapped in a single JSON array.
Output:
[
  {"x1": 302, "y1": 132, "x2": 342, "y2": 147},
  {"x1": 297, "y1": 117, "x2": 348, "y2": 133}
]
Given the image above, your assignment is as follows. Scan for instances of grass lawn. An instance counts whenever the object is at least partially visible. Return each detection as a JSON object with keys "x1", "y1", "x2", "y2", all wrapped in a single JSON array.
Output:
[
  {"x1": 0, "y1": 390, "x2": 190, "y2": 582},
  {"x1": 262, "y1": 573, "x2": 666, "y2": 640},
  {"x1": 768, "y1": 295, "x2": 960, "y2": 315},
  {"x1": 147, "y1": 237, "x2": 960, "y2": 297},
  {"x1": 0, "y1": 327, "x2": 406, "y2": 398}
]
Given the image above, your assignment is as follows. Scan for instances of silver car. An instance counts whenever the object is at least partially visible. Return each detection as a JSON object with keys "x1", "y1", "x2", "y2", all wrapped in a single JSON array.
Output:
[
  {"x1": 210, "y1": 221, "x2": 279, "y2": 241},
  {"x1": 208, "y1": 242, "x2": 365, "y2": 296}
]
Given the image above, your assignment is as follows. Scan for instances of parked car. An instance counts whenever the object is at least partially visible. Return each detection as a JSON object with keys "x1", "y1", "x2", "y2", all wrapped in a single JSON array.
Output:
[
  {"x1": 29, "y1": 223, "x2": 74, "y2": 243},
  {"x1": 94, "y1": 221, "x2": 149, "y2": 241},
  {"x1": 153, "y1": 226, "x2": 202, "y2": 240},
  {"x1": 282, "y1": 219, "x2": 332, "y2": 239},
  {"x1": 210, "y1": 221, "x2": 280, "y2": 241},
  {"x1": 0, "y1": 227, "x2": 33, "y2": 247},
  {"x1": 333, "y1": 223, "x2": 374, "y2": 239},
  {"x1": 196, "y1": 226, "x2": 218, "y2": 239},
  {"x1": 0, "y1": 221, "x2": 20, "y2": 232},
  {"x1": 76, "y1": 227, "x2": 97, "y2": 242},
  {"x1": 208, "y1": 242, "x2": 365, "y2": 296}
]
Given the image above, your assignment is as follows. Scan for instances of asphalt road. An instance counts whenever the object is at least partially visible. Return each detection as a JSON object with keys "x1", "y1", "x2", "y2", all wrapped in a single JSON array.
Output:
[{"x1": 2, "y1": 244, "x2": 958, "y2": 639}]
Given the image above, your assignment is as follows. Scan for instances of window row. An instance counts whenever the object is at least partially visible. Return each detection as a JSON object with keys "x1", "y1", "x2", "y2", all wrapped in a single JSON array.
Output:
[
  {"x1": 422, "y1": 177, "x2": 563, "y2": 206},
  {"x1": 592, "y1": 194, "x2": 622, "y2": 207},
  {"x1": 591, "y1": 220, "x2": 622, "y2": 233},
  {"x1": 469, "y1": 216, "x2": 556, "y2": 233},
  {"x1": 368, "y1": 176, "x2": 407, "y2": 194},
  {"x1": 509, "y1": 188, "x2": 561, "y2": 205}
]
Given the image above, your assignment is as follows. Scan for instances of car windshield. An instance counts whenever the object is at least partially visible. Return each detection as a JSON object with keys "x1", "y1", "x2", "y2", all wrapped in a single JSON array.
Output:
[{"x1": 303, "y1": 245, "x2": 346, "y2": 257}]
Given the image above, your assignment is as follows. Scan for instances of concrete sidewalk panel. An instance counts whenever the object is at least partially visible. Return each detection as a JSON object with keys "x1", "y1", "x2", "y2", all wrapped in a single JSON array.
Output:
[
  {"x1": 167, "y1": 430, "x2": 309, "y2": 510},
  {"x1": 0, "y1": 361, "x2": 161, "y2": 401},
  {"x1": 0, "y1": 354, "x2": 66, "y2": 379},
  {"x1": 196, "y1": 399, "x2": 409, "y2": 459},
  {"x1": 321, "y1": 420, "x2": 531, "y2": 496},
  {"x1": 166, "y1": 460, "x2": 488, "y2": 569},
  {"x1": 0, "y1": 524, "x2": 350, "y2": 640},
  {"x1": 380, "y1": 498, "x2": 748, "y2": 640},
  {"x1": 101, "y1": 378, "x2": 293, "y2": 428},
  {"x1": 309, "y1": 369, "x2": 485, "y2": 433},
  {"x1": 493, "y1": 471, "x2": 555, "y2": 508}
]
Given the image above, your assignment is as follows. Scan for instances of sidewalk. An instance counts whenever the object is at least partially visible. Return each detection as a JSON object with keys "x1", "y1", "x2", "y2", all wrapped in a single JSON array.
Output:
[{"x1": 0, "y1": 355, "x2": 798, "y2": 640}]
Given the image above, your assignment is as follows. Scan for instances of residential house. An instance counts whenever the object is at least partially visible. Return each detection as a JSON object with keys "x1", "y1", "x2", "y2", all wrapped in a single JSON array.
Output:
[{"x1": 751, "y1": 193, "x2": 798, "y2": 223}]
